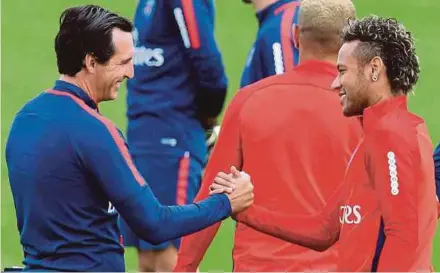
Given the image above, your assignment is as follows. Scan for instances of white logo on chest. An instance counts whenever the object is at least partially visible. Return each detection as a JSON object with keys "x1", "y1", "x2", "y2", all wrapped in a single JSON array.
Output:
[
  {"x1": 340, "y1": 205, "x2": 362, "y2": 224},
  {"x1": 108, "y1": 202, "x2": 116, "y2": 214}
]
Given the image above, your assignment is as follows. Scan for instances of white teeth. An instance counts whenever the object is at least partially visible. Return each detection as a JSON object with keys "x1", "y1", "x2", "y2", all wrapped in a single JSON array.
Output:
[{"x1": 340, "y1": 94, "x2": 346, "y2": 104}]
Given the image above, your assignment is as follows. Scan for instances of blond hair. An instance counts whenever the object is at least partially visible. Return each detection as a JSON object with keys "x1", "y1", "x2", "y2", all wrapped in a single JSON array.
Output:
[{"x1": 298, "y1": 0, "x2": 356, "y2": 52}]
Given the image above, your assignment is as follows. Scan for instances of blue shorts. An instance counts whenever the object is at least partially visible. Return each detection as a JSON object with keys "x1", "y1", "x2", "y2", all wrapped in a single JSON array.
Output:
[{"x1": 118, "y1": 152, "x2": 203, "y2": 251}]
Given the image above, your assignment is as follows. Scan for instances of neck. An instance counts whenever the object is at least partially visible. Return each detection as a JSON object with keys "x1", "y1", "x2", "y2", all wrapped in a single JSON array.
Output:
[
  {"x1": 367, "y1": 86, "x2": 402, "y2": 107},
  {"x1": 59, "y1": 74, "x2": 98, "y2": 104},
  {"x1": 253, "y1": 0, "x2": 278, "y2": 12},
  {"x1": 298, "y1": 50, "x2": 338, "y2": 66}
]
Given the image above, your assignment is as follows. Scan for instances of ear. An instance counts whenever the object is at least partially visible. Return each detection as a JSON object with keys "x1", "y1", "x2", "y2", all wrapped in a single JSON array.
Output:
[
  {"x1": 292, "y1": 24, "x2": 300, "y2": 49},
  {"x1": 369, "y1": 56, "x2": 384, "y2": 82},
  {"x1": 84, "y1": 53, "x2": 97, "y2": 74}
]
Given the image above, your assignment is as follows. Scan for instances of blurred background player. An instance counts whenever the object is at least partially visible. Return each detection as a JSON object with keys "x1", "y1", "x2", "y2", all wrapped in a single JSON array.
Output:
[
  {"x1": 118, "y1": 0, "x2": 228, "y2": 271},
  {"x1": 226, "y1": 15, "x2": 438, "y2": 272},
  {"x1": 240, "y1": 0, "x2": 300, "y2": 88},
  {"x1": 174, "y1": 0, "x2": 360, "y2": 271}
]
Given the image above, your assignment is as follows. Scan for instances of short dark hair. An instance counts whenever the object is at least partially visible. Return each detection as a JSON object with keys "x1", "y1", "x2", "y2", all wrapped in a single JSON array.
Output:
[
  {"x1": 341, "y1": 16, "x2": 420, "y2": 94},
  {"x1": 55, "y1": 5, "x2": 133, "y2": 76}
]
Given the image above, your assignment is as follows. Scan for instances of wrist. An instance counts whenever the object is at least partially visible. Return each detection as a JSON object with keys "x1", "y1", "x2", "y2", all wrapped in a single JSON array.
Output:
[{"x1": 212, "y1": 193, "x2": 232, "y2": 216}]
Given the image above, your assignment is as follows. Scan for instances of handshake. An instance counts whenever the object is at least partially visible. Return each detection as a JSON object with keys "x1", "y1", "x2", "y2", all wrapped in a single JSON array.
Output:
[{"x1": 209, "y1": 166, "x2": 254, "y2": 216}]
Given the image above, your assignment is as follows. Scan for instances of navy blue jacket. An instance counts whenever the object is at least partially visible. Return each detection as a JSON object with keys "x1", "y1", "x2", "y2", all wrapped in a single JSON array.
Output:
[
  {"x1": 434, "y1": 142, "x2": 440, "y2": 199},
  {"x1": 5, "y1": 80, "x2": 231, "y2": 272},
  {"x1": 126, "y1": 0, "x2": 228, "y2": 162},
  {"x1": 240, "y1": 0, "x2": 300, "y2": 88}
]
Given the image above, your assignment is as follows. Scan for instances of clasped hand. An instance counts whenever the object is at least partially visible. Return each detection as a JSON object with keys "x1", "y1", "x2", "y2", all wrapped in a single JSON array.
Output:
[{"x1": 209, "y1": 166, "x2": 254, "y2": 216}]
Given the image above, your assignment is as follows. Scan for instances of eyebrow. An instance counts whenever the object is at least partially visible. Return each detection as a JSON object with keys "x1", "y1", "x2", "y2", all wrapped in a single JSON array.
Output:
[{"x1": 120, "y1": 57, "x2": 133, "y2": 64}]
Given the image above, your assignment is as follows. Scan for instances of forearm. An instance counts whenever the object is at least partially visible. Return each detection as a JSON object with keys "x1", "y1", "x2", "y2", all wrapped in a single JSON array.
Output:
[
  {"x1": 174, "y1": 222, "x2": 222, "y2": 271},
  {"x1": 192, "y1": 55, "x2": 228, "y2": 119},
  {"x1": 118, "y1": 186, "x2": 231, "y2": 245},
  {"x1": 236, "y1": 206, "x2": 338, "y2": 252}
]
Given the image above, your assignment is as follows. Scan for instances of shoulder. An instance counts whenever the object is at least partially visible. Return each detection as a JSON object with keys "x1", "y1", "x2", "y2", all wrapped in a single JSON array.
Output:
[
  {"x1": 257, "y1": 22, "x2": 283, "y2": 49},
  {"x1": 259, "y1": 1, "x2": 300, "y2": 38},
  {"x1": 42, "y1": 91, "x2": 125, "y2": 148},
  {"x1": 7, "y1": 103, "x2": 74, "y2": 159},
  {"x1": 233, "y1": 72, "x2": 292, "y2": 102},
  {"x1": 228, "y1": 71, "x2": 302, "y2": 119},
  {"x1": 366, "y1": 111, "x2": 427, "y2": 155}
]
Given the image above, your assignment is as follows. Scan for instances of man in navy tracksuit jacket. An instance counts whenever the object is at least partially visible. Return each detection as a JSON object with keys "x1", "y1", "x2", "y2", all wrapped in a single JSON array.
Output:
[
  {"x1": 121, "y1": 0, "x2": 228, "y2": 270},
  {"x1": 5, "y1": 5, "x2": 252, "y2": 272},
  {"x1": 240, "y1": 0, "x2": 300, "y2": 88}
]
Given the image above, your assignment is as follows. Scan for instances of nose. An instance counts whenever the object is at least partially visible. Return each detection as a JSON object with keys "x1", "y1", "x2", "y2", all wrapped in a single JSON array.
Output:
[
  {"x1": 126, "y1": 61, "x2": 134, "y2": 80},
  {"x1": 331, "y1": 76, "x2": 341, "y2": 90}
]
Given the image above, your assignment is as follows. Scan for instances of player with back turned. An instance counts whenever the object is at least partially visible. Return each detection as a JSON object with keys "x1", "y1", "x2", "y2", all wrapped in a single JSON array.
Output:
[
  {"x1": 174, "y1": 0, "x2": 362, "y2": 271},
  {"x1": 205, "y1": 0, "x2": 303, "y2": 156},
  {"x1": 214, "y1": 15, "x2": 439, "y2": 272}
]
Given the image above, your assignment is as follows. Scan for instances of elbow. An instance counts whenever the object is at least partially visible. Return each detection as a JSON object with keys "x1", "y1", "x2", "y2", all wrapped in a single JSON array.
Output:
[
  {"x1": 275, "y1": 233, "x2": 336, "y2": 252},
  {"x1": 309, "y1": 231, "x2": 339, "y2": 252},
  {"x1": 131, "y1": 218, "x2": 163, "y2": 245},
  {"x1": 127, "y1": 208, "x2": 168, "y2": 245},
  {"x1": 196, "y1": 66, "x2": 228, "y2": 95},
  {"x1": 310, "y1": 242, "x2": 332, "y2": 252},
  {"x1": 138, "y1": 218, "x2": 169, "y2": 245},
  {"x1": 146, "y1": 234, "x2": 164, "y2": 246}
]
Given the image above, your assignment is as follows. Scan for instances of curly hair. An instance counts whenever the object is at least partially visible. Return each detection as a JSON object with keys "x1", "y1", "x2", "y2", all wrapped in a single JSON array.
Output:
[{"x1": 341, "y1": 16, "x2": 420, "y2": 94}]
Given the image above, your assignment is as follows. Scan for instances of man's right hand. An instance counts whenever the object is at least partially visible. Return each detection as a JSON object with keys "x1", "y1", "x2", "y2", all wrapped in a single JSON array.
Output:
[{"x1": 210, "y1": 166, "x2": 254, "y2": 215}]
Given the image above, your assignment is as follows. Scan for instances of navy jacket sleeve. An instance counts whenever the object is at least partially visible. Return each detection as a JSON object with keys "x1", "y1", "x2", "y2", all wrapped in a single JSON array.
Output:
[
  {"x1": 259, "y1": 35, "x2": 282, "y2": 78},
  {"x1": 240, "y1": 35, "x2": 290, "y2": 88},
  {"x1": 77, "y1": 120, "x2": 232, "y2": 245},
  {"x1": 170, "y1": 0, "x2": 227, "y2": 117},
  {"x1": 434, "y1": 142, "x2": 440, "y2": 200}
]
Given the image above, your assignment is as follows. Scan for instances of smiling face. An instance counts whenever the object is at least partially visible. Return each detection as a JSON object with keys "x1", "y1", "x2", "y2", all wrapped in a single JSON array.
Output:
[
  {"x1": 93, "y1": 28, "x2": 134, "y2": 102},
  {"x1": 331, "y1": 40, "x2": 371, "y2": 117}
]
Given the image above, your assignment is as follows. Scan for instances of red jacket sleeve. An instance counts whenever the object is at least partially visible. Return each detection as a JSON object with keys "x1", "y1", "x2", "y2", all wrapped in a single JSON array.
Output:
[
  {"x1": 235, "y1": 180, "x2": 343, "y2": 252},
  {"x1": 174, "y1": 90, "x2": 251, "y2": 271},
  {"x1": 366, "y1": 130, "x2": 436, "y2": 271}
]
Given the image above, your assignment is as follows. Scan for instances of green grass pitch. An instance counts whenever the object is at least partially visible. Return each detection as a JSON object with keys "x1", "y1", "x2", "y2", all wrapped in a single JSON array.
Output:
[{"x1": 1, "y1": 0, "x2": 439, "y2": 271}]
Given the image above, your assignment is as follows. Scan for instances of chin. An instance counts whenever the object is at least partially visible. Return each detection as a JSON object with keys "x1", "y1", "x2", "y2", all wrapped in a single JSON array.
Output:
[
  {"x1": 110, "y1": 93, "x2": 118, "y2": 100},
  {"x1": 342, "y1": 105, "x2": 356, "y2": 117},
  {"x1": 110, "y1": 90, "x2": 119, "y2": 99},
  {"x1": 342, "y1": 108, "x2": 351, "y2": 117},
  {"x1": 343, "y1": 105, "x2": 363, "y2": 117},
  {"x1": 102, "y1": 93, "x2": 118, "y2": 102}
]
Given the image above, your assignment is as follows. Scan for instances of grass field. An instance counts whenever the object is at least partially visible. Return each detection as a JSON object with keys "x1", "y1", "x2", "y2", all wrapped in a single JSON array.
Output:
[{"x1": 1, "y1": 0, "x2": 439, "y2": 271}]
